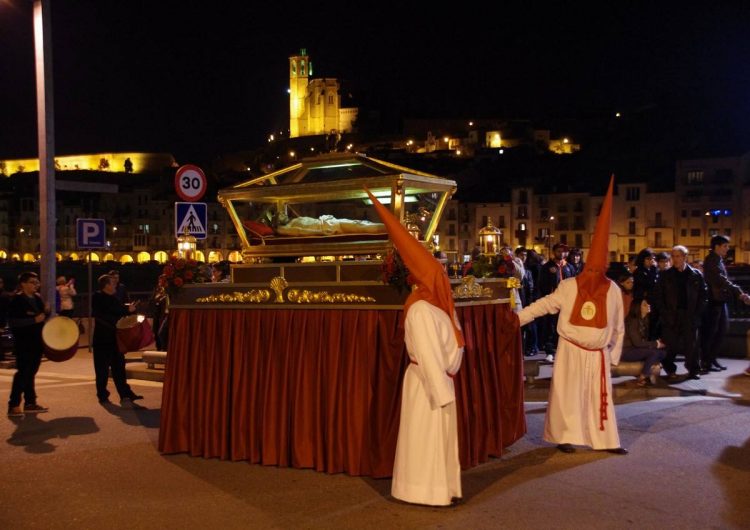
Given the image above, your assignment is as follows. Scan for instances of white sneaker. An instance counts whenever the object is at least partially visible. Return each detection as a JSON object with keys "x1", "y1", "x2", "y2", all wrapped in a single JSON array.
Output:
[{"x1": 545, "y1": 354, "x2": 555, "y2": 363}]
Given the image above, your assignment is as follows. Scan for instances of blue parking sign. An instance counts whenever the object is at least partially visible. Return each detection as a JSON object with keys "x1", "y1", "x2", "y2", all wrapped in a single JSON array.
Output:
[
  {"x1": 76, "y1": 218, "x2": 106, "y2": 249},
  {"x1": 175, "y1": 202, "x2": 207, "y2": 239}
]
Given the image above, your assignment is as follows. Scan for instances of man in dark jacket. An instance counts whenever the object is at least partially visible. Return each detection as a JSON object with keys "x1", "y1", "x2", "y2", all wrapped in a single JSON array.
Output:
[
  {"x1": 93, "y1": 274, "x2": 142, "y2": 404},
  {"x1": 653, "y1": 245, "x2": 708, "y2": 380},
  {"x1": 7, "y1": 272, "x2": 50, "y2": 416},
  {"x1": 701, "y1": 235, "x2": 750, "y2": 372}
]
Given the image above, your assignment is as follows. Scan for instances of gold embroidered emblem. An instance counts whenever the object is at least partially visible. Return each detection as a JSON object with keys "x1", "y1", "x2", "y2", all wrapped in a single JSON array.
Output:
[{"x1": 581, "y1": 301, "x2": 596, "y2": 320}]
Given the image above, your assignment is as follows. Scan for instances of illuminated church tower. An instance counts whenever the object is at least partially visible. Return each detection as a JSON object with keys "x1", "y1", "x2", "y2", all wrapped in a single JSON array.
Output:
[
  {"x1": 289, "y1": 49, "x2": 311, "y2": 138},
  {"x1": 288, "y1": 49, "x2": 358, "y2": 139}
]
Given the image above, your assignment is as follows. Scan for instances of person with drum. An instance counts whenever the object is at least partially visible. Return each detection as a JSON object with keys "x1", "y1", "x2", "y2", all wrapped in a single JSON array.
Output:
[
  {"x1": 92, "y1": 274, "x2": 142, "y2": 404},
  {"x1": 7, "y1": 272, "x2": 50, "y2": 417}
]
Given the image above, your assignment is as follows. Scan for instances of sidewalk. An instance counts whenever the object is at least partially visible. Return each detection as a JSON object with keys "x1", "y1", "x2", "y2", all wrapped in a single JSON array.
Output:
[{"x1": 1, "y1": 349, "x2": 749, "y2": 529}]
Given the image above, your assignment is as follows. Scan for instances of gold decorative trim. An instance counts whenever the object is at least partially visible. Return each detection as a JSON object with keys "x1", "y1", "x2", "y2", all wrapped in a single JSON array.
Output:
[
  {"x1": 502, "y1": 277, "x2": 522, "y2": 289},
  {"x1": 195, "y1": 290, "x2": 272, "y2": 303},
  {"x1": 286, "y1": 289, "x2": 376, "y2": 304},
  {"x1": 453, "y1": 276, "x2": 493, "y2": 299}
]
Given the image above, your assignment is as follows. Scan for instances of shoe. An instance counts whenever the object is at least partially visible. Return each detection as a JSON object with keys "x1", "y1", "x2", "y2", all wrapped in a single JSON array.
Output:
[
  {"x1": 124, "y1": 394, "x2": 144, "y2": 401},
  {"x1": 605, "y1": 447, "x2": 629, "y2": 455},
  {"x1": 649, "y1": 363, "x2": 661, "y2": 385},
  {"x1": 699, "y1": 367, "x2": 710, "y2": 375},
  {"x1": 545, "y1": 354, "x2": 555, "y2": 363},
  {"x1": 7, "y1": 406, "x2": 24, "y2": 417},
  {"x1": 557, "y1": 443, "x2": 575, "y2": 453},
  {"x1": 665, "y1": 372, "x2": 678, "y2": 381},
  {"x1": 707, "y1": 366, "x2": 722, "y2": 373},
  {"x1": 636, "y1": 375, "x2": 647, "y2": 387},
  {"x1": 712, "y1": 361, "x2": 727, "y2": 371},
  {"x1": 688, "y1": 372, "x2": 701, "y2": 380},
  {"x1": 23, "y1": 403, "x2": 48, "y2": 413},
  {"x1": 98, "y1": 398, "x2": 111, "y2": 405},
  {"x1": 743, "y1": 368, "x2": 750, "y2": 377}
]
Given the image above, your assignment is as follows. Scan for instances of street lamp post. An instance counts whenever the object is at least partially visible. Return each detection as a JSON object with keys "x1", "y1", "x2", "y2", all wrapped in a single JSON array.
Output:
[
  {"x1": 548, "y1": 216, "x2": 555, "y2": 257},
  {"x1": 33, "y1": 0, "x2": 56, "y2": 310}
]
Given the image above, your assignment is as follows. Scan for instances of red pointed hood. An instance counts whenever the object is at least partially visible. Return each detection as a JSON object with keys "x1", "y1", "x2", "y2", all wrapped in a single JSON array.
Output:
[
  {"x1": 365, "y1": 187, "x2": 464, "y2": 347},
  {"x1": 569, "y1": 176, "x2": 615, "y2": 328}
]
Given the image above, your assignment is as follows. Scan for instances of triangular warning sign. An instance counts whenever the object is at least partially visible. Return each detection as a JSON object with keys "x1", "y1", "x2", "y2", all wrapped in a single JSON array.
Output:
[{"x1": 177, "y1": 204, "x2": 206, "y2": 235}]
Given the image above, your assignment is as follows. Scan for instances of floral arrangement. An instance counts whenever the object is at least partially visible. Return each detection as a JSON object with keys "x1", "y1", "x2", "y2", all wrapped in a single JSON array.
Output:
[
  {"x1": 159, "y1": 256, "x2": 210, "y2": 295},
  {"x1": 381, "y1": 249, "x2": 415, "y2": 293}
]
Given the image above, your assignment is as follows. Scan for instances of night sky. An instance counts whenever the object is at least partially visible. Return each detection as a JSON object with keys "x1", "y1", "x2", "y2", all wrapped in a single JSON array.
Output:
[{"x1": 2, "y1": 2, "x2": 750, "y2": 166}]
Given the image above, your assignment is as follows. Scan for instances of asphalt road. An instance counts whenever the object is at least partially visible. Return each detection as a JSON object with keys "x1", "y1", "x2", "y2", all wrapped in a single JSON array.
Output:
[{"x1": 1, "y1": 350, "x2": 749, "y2": 529}]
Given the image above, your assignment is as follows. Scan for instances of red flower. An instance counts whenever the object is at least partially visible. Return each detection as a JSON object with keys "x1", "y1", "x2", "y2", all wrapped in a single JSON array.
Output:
[
  {"x1": 184, "y1": 270, "x2": 194, "y2": 280},
  {"x1": 174, "y1": 259, "x2": 186, "y2": 270},
  {"x1": 173, "y1": 277, "x2": 184, "y2": 287},
  {"x1": 164, "y1": 265, "x2": 174, "y2": 278}
]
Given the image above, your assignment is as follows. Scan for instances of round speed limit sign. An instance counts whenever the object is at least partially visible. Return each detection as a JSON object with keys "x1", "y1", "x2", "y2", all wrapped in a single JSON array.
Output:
[{"x1": 175, "y1": 164, "x2": 207, "y2": 202}]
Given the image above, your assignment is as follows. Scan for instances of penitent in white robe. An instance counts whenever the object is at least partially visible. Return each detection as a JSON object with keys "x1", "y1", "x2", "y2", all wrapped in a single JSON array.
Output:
[
  {"x1": 518, "y1": 277, "x2": 624, "y2": 450},
  {"x1": 391, "y1": 300, "x2": 464, "y2": 506}
]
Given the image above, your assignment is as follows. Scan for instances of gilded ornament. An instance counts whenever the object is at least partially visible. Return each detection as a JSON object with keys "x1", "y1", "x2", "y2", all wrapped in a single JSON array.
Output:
[
  {"x1": 452, "y1": 275, "x2": 493, "y2": 299},
  {"x1": 270, "y1": 276, "x2": 288, "y2": 303}
]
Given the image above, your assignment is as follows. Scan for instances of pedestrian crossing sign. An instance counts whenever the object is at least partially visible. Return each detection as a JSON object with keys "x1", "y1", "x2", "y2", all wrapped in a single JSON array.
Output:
[{"x1": 175, "y1": 202, "x2": 207, "y2": 239}]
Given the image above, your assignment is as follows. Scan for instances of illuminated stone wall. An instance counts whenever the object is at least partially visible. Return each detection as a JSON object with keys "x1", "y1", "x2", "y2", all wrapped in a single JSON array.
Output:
[{"x1": 0, "y1": 152, "x2": 177, "y2": 176}]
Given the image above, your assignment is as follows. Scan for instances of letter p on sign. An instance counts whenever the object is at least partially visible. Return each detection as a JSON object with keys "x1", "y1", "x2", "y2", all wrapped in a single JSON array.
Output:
[{"x1": 76, "y1": 218, "x2": 106, "y2": 249}]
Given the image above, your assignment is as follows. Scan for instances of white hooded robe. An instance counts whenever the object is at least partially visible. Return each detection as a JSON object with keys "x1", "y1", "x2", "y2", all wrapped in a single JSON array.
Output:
[
  {"x1": 518, "y1": 277, "x2": 624, "y2": 449},
  {"x1": 391, "y1": 300, "x2": 464, "y2": 505}
]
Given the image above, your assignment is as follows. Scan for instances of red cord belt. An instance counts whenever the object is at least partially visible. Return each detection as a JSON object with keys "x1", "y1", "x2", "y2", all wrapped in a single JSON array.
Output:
[{"x1": 561, "y1": 336, "x2": 609, "y2": 431}]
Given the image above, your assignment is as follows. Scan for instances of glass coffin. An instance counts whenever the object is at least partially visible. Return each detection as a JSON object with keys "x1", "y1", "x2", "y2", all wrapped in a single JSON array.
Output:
[{"x1": 218, "y1": 153, "x2": 457, "y2": 260}]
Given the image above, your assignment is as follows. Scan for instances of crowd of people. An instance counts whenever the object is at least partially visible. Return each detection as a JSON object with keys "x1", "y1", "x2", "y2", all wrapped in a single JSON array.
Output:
[{"x1": 507, "y1": 235, "x2": 750, "y2": 383}]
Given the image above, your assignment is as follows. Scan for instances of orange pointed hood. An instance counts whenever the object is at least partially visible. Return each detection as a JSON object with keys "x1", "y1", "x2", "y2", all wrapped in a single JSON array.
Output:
[
  {"x1": 569, "y1": 175, "x2": 615, "y2": 328},
  {"x1": 365, "y1": 187, "x2": 464, "y2": 347}
]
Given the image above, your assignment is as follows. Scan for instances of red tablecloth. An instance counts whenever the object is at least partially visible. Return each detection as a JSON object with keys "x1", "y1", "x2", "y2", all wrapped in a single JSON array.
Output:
[{"x1": 158, "y1": 304, "x2": 526, "y2": 477}]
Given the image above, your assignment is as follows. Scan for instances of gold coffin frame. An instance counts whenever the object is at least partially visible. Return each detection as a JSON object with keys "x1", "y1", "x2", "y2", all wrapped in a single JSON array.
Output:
[{"x1": 217, "y1": 155, "x2": 457, "y2": 260}]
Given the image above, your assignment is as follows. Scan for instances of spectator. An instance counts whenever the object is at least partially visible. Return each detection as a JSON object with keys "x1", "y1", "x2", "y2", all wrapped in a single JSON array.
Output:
[
  {"x1": 632, "y1": 248, "x2": 658, "y2": 303},
  {"x1": 621, "y1": 299, "x2": 666, "y2": 386},
  {"x1": 653, "y1": 245, "x2": 707, "y2": 380},
  {"x1": 56, "y1": 275, "x2": 77, "y2": 318},
  {"x1": 655, "y1": 252, "x2": 671, "y2": 272},
  {"x1": 536, "y1": 243, "x2": 575, "y2": 362},
  {"x1": 149, "y1": 285, "x2": 169, "y2": 351},
  {"x1": 522, "y1": 248, "x2": 543, "y2": 355},
  {"x1": 568, "y1": 247, "x2": 585, "y2": 276},
  {"x1": 7, "y1": 272, "x2": 50, "y2": 417},
  {"x1": 616, "y1": 270, "x2": 634, "y2": 317},
  {"x1": 108, "y1": 269, "x2": 130, "y2": 304},
  {"x1": 700, "y1": 235, "x2": 750, "y2": 373},
  {"x1": 627, "y1": 256, "x2": 637, "y2": 274},
  {"x1": 92, "y1": 274, "x2": 142, "y2": 404},
  {"x1": 515, "y1": 247, "x2": 537, "y2": 354}
]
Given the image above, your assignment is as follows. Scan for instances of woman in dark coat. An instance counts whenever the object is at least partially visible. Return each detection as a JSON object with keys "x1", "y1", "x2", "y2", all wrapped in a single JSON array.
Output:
[{"x1": 621, "y1": 299, "x2": 666, "y2": 386}]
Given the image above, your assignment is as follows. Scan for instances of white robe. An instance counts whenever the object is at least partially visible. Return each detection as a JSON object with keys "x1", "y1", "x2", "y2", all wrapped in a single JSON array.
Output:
[
  {"x1": 391, "y1": 300, "x2": 464, "y2": 506},
  {"x1": 518, "y1": 277, "x2": 624, "y2": 450}
]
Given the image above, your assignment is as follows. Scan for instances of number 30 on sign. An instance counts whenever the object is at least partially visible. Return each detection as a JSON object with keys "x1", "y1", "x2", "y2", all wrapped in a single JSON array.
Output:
[{"x1": 174, "y1": 164, "x2": 207, "y2": 202}]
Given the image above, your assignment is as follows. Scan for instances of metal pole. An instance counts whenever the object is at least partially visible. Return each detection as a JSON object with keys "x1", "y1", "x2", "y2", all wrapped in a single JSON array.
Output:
[
  {"x1": 34, "y1": 0, "x2": 56, "y2": 312},
  {"x1": 88, "y1": 252, "x2": 93, "y2": 352}
]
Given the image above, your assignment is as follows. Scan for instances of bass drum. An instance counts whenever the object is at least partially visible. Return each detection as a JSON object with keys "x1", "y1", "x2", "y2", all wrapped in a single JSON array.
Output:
[
  {"x1": 116, "y1": 314, "x2": 154, "y2": 353},
  {"x1": 42, "y1": 316, "x2": 80, "y2": 362}
]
